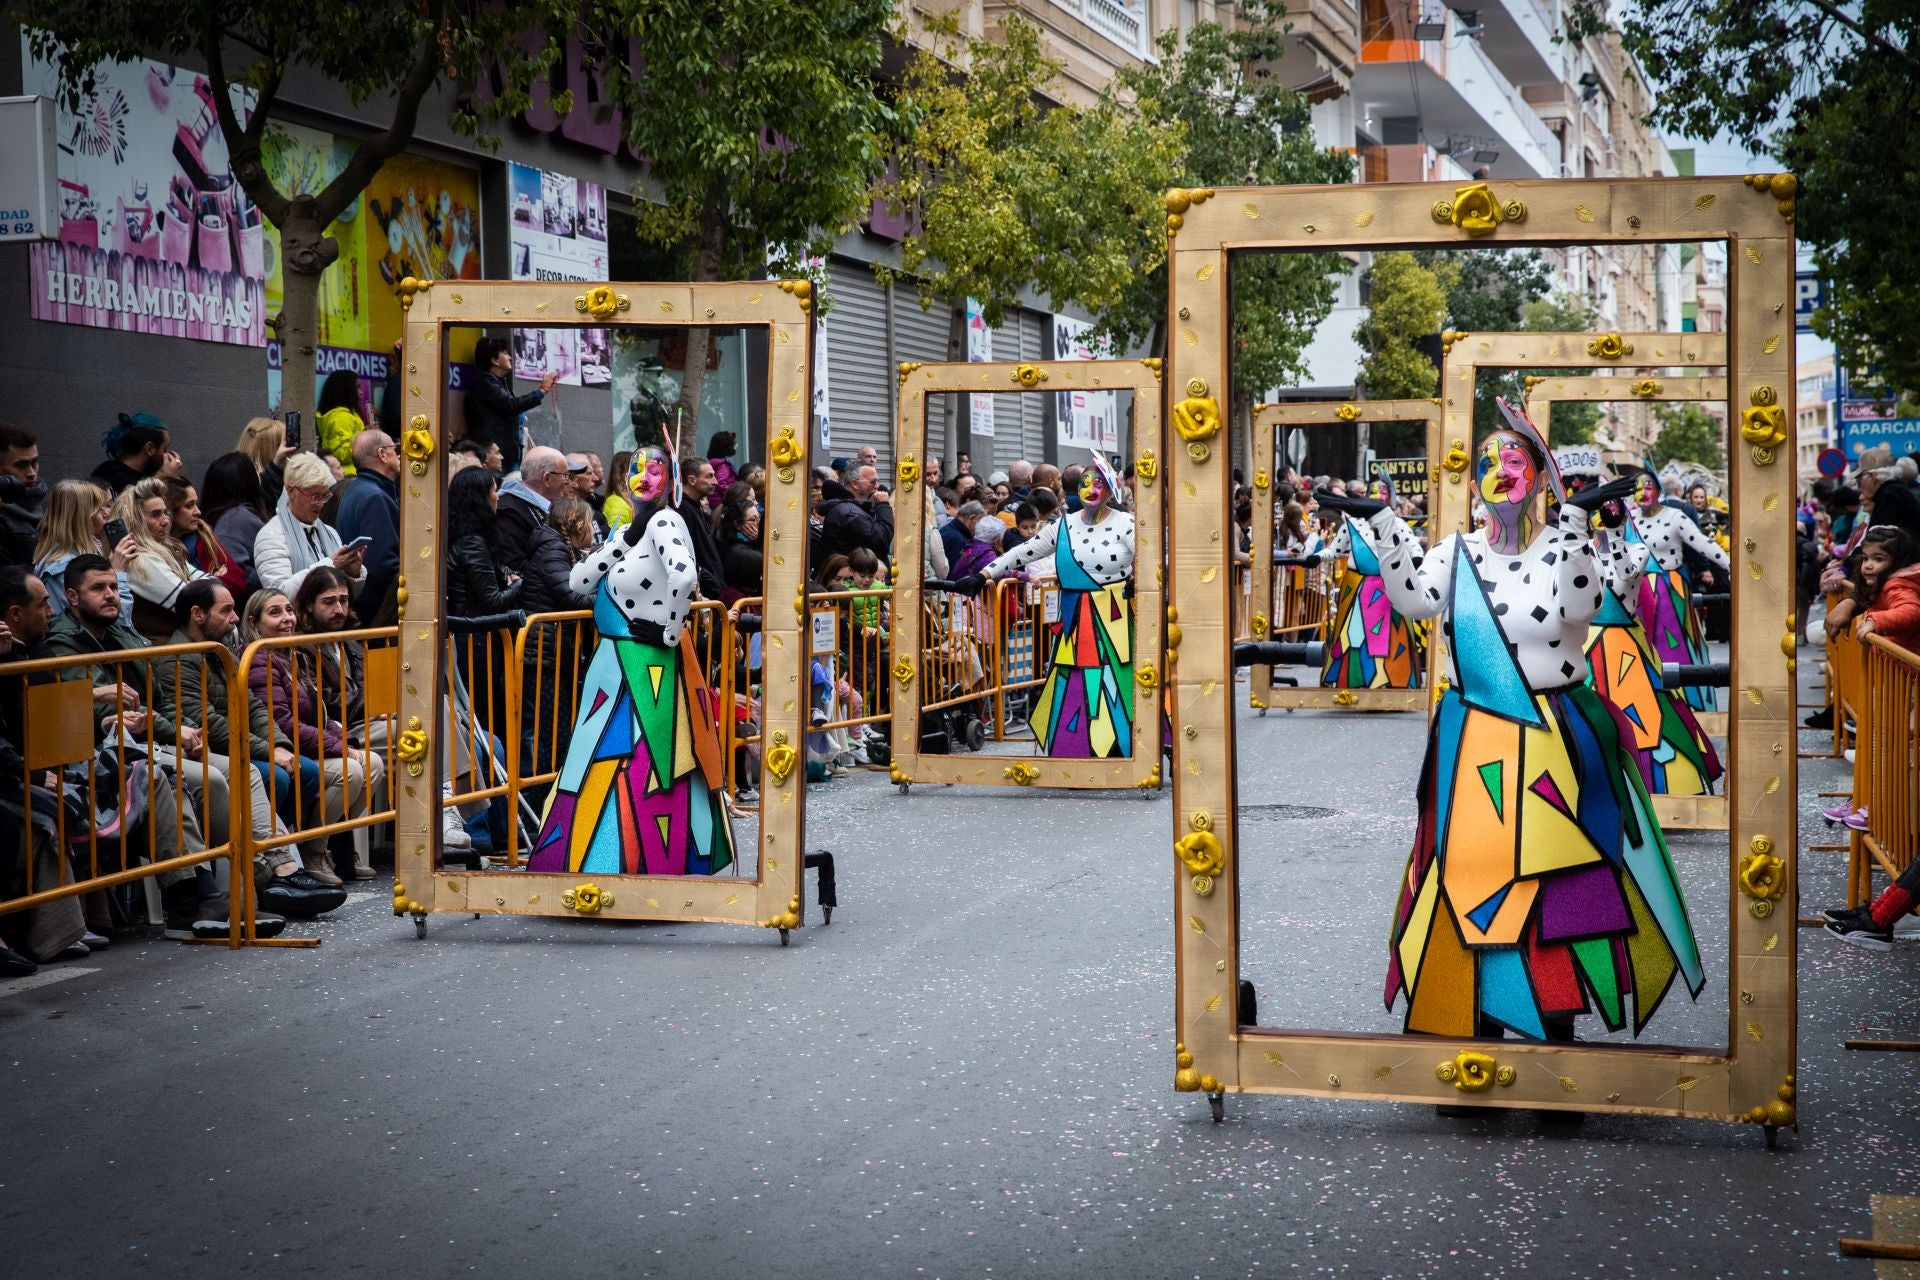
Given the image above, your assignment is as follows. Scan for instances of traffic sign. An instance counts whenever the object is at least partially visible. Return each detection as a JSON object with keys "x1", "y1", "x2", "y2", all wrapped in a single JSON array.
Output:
[
  {"x1": 1843, "y1": 418, "x2": 1920, "y2": 461},
  {"x1": 1816, "y1": 448, "x2": 1846, "y2": 478},
  {"x1": 1795, "y1": 271, "x2": 1825, "y2": 336}
]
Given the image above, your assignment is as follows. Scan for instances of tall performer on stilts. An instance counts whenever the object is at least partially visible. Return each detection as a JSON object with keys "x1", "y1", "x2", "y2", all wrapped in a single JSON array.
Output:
[
  {"x1": 1318, "y1": 404, "x2": 1704, "y2": 1041},
  {"x1": 528, "y1": 437, "x2": 734, "y2": 877},
  {"x1": 1627, "y1": 467, "x2": 1731, "y2": 713},
  {"x1": 1553, "y1": 450, "x2": 1722, "y2": 798},
  {"x1": 1323, "y1": 476, "x2": 1424, "y2": 689},
  {"x1": 953, "y1": 453, "x2": 1134, "y2": 758}
]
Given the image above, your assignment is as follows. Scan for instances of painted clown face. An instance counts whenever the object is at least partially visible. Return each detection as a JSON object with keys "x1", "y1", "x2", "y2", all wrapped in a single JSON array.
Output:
[
  {"x1": 1080, "y1": 468, "x2": 1110, "y2": 508},
  {"x1": 628, "y1": 449, "x2": 670, "y2": 504},
  {"x1": 1632, "y1": 471, "x2": 1661, "y2": 510},
  {"x1": 1367, "y1": 479, "x2": 1392, "y2": 504},
  {"x1": 1475, "y1": 432, "x2": 1539, "y2": 507}
]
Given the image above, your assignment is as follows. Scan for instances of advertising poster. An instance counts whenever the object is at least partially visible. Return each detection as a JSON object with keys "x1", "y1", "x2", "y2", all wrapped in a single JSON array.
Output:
[
  {"x1": 1051, "y1": 315, "x2": 1117, "y2": 451},
  {"x1": 966, "y1": 297, "x2": 995, "y2": 439},
  {"x1": 1844, "y1": 418, "x2": 1920, "y2": 461},
  {"x1": 22, "y1": 42, "x2": 266, "y2": 347},
  {"x1": 507, "y1": 161, "x2": 609, "y2": 386},
  {"x1": 1370, "y1": 456, "x2": 1429, "y2": 502}
]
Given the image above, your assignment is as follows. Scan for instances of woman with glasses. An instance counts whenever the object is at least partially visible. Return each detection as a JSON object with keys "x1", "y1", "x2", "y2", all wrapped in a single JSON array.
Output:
[{"x1": 251, "y1": 451, "x2": 366, "y2": 599}]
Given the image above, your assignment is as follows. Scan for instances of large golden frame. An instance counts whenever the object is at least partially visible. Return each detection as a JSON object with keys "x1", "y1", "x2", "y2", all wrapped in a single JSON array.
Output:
[
  {"x1": 888, "y1": 359, "x2": 1165, "y2": 790},
  {"x1": 392, "y1": 280, "x2": 812, "y2": 936},
  {"x1": 1524, "y1": 373, "x2": 1734, "y2": 832},
  {"x1": 1247, "y1": 398, "x2": 1445, "y2": 711},
  {"x1": 1166, "y1": 177, "x2": 1798, "y2": 1131}
]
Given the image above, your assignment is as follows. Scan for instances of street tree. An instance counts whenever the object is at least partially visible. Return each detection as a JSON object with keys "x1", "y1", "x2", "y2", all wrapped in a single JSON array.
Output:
[
  {"x1": 1417, "y1": 248, "x2": 1553, "y2": 333},
  {"x1": 1564, "y1": 2, "x2": 1920, "y2": 391},
  {"x1": 876, "y1": 15, "x2": 1180, "y2": 330},
  {"x1": 1353, "y1": 252, "x2": 1448, "y2": 456},
  {"x1": 608, "y1": 0, "x2": 898, "y2": 416},
  {"x1": 1099, "y1": 0, "x2": 1355, "y2": 422},
  {"x1": 1478, "y1": 294, "x2": 1602, "y2": 447},
  {"x1": 1651, "y1": 401, "x2": 1727, "y2": 470},
  {"x1": 22, "y1": 0, "x2": 578, "y2": 425}
]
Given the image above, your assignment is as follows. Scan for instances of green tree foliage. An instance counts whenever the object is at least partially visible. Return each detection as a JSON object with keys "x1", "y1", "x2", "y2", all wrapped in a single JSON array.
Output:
[
  {"x1": 22, "y1": 0, "x2": 578, "y2": 423},
  {"x1": 1417, "y1": 248, "x2": 1554, "y2": 333},
  {"x1": 1470, "y1": 294, "x2": 1602, "y2": 447},
  {"x1": 1651, "y1": 401, "x2": 1727, "y2": 470},
  {"x1": 1355, "y1": 252, "x2": 1446, "y2": 400},
  {"x1": 607, "y1": 0, "x2": 898, "y2": 412},
  {"x1": 876, "y1": 15, "x2": 1181, "y2": 328},
  {"x1": 1099, "y1": 0, "x2": 1355, "y2": 413},
  {"x1": 1564, "y1": 1, "x2": 1920, "y2": 391}
]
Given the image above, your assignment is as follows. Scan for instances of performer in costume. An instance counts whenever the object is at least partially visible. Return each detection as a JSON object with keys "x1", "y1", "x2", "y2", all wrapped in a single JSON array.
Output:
[
  {"x1": 528, "y1": 445, "x2": 734, "y2": 877},
  {"x1": 1628, "y1": 468, "x2": 1731, "y2": 712},
  {"x1": 1322, "y1": 406, "x2": 1704, "y2": 1041},
  {"x1": 1322, "y1": 476, "x2": 1423, "y2": 689},
  {"x1": 1552, "y1": 450, "x2": 1722, "y2": 798},
  {"x1": 957, "y1": 454, "x2": 1134, "y2": 758}
]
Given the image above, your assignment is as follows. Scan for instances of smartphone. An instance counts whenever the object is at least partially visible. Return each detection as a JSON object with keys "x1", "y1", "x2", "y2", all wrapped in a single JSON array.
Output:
[
  {"x1": 284, "y1": 410, "x2": 302, "y2": 450},
  {"x1": 342, "y1": 535, "x2": 373, "y2": 552},
  {"x1": 103, "y1": 518, "x2": 128, "y2": 545}
]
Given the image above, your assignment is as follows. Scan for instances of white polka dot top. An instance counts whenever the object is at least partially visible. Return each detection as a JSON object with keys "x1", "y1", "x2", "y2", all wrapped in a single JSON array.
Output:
[
  {"x1": 1360, "y1": 506, "x2": 1607, "y2": 689},
  {"x1": 1631, "y1": 505, "x2": 1730, "y2": 574},
  {"x1": 985, "y1": 509, "x2": 1135, "y2": 585},
  {"x1": 571, "y1": 507, "x2": 700, "y2": 643}
]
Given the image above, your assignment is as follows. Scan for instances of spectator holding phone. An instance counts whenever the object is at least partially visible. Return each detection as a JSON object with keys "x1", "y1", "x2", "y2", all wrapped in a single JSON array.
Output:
[
  {"x1": 464, "y1": 336, "x2": 556, "y2": 474},
  {"x1": 113, "y1": 476, "x2": 215, "y2": 641},
  {"x1": 253, "y1": 451, "x2": 365, "y2": 599},
  {"x1": 32, "y1": 479, "x2": 136, "y2": 618},
  {"x1": 236, "y1": 415, "x2": 299, "y2": 507}
]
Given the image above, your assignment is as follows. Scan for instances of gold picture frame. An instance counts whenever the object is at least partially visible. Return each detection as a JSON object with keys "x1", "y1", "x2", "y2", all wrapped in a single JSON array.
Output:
[
  {"x1": 1247, "y1": 398, "x2": 1445, "y2": 711},
  {"x1": 1165, "y1": 177, "x2": 1798, "y2": 1132},
  {"x1": 392, "y1": 279, "x2": 812, "y2": 937},
  {"x1": 1523, "y1": 373, "x2": 1734, "y2": 831},
  {"x1": 887, "y1": 359, "x2": 1166, "y2": 790}
]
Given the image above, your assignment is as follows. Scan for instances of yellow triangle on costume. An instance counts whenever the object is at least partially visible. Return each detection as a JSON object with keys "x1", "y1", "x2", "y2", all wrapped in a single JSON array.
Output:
[
  {"x1": 1397, "y1": 859, "x2": 1441, "y2": 988},
  {"x1": 1094, "y1": 582, "x2": 1132, "y2": 662},
  {"x1": 1517, "y1": 718, "x2": 1607, "y2": 878},
  {"x1": 672, "y1": 678, "x2": 696, "y2": 781},
  {"x1": 570, "y1": 759, "x2": 622, "y2": 870},
  {"x1": 648, "y1": 664, "x2": 665, "y2": 698},
  {"x1": 655, "y1": 812, "x2": 671, "y2": 848}
]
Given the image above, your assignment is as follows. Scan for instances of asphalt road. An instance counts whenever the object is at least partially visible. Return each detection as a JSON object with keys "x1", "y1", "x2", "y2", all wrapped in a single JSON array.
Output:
[{"x1": 2, "y1": 677, "x2": 1913, "y2": 1279}]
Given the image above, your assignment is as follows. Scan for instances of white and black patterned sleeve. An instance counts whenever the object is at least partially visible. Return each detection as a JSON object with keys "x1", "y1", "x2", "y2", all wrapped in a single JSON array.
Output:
[
  {"x1": 983, "y1": 518, "x2": 1060, "y2": 579},
  {"x1": 1549, "y1": 503, "x2": 1605, "y2": 625},
  {"x1": 572, "y1": 536, "x2": 617, "y2": 595},
  {"x1": 1359, "y1": 510, "x2": 1449, "y2": 620},
  {"x1": 1596, "y1": 529, "x2": 1644, "y2": 603},
  {"x1": 1674, "y1": 508, "x2": 1732, "y2": 569}
]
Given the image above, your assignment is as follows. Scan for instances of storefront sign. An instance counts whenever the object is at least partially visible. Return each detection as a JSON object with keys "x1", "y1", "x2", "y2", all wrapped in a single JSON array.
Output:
[
  {"x1": 966, "y1": 297, "x2": 994, "y2": 439},
  {"x1": 0, "y1": 95, "x2": 57, "y2": 240},
  {"x1": 1052, "y1": 315, "x2": 1117, "y2": 451},
  {"x1": 507, "y1": 161, "x2": 609, "y2": 387}
]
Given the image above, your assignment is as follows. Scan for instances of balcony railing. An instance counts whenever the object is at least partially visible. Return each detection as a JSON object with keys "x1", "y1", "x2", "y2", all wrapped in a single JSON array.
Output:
[{"x1": 1050, "y1": 0, "x2": 1149, "y2": 58}]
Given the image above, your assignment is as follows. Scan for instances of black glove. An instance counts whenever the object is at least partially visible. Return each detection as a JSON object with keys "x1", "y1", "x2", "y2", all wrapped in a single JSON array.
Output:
[
  {"x1": 949, "y1": 573, "x2": 988, "y2": 597},
  {"x1": 1314, "y1": 488, "x2": 1386, "y2": 519},
  {"x1": 1563, "y1": 476, "x2": 1638, "y2": 513}
]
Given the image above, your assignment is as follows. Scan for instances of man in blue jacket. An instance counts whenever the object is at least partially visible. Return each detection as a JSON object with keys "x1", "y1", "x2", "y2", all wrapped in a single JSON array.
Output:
[{"x1": 335, "y1": 429, "x2": 402, "y2": 626}]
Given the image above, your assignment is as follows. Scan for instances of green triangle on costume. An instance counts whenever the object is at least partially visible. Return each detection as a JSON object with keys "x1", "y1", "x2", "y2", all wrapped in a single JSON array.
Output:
[
  {"x1": 1477, "y1": 761, "x2": 1505, "y2": 819},
  {"x1": 1572, "y1": 936, "x2": 1624, "y2": 1031}
]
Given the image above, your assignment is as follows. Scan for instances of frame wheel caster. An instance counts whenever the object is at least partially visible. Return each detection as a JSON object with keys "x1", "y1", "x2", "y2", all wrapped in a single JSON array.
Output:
[
  {"x1": 1764, "y1": 1124, "x2": 1779, "y2": 1150},
  {"x1": 412, "y1": 913, "x2": 428, "y2": 939},
  {"x1": 896, "y1": 782, "x2": 911, "y2": 796},
  {"x1": 778, "y1": 927, "x2": 790, "y2": 946},
  {"x1": 1257, "y1": 707, "x2": 1267, "y2": 718},
  {"x1": 1208, "y1": 1092, "x2": 1226, "y2": 1124}
]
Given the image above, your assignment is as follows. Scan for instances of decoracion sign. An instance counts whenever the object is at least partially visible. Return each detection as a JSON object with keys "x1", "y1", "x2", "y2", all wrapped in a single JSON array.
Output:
[
  {"x1": 22, "y1": 44, "x2": 265, "y2": 346},
  {"x1": 1371, "y1": 456, "x2": 1429, "y2": 501},
  {"x1": 507, "y1": 161, "x2": 609, "y2": 387},
  {"x1": 1052, "y1": 315, "x2": 1118, "y2": 450},
  {"x1": 1550, "y1": 445, "x2": 1604, "y2": 477}
]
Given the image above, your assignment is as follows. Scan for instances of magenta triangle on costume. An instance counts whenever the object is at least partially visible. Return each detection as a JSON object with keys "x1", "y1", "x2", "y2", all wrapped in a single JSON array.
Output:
[
  {"x1": 1537, "y1": 863, "x2": 1632, "y2": 942},
  {"x1": 527, "y1": 795, "x2": 577, "y2": 872}
]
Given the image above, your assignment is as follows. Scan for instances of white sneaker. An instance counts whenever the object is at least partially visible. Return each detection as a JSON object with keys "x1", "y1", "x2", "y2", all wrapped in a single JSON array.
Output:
[
  {"x1": 1895, "y1": 914, "x2": 1920, "y2": 939},
  {"x1": 442, "y1": 806, "x2": 473, "y2": 850}
]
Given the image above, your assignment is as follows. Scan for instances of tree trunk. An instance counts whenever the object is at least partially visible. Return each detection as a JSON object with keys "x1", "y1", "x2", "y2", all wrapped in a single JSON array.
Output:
[{"x1": 274, "y1": 199, "x2": 340, "y2": 437}]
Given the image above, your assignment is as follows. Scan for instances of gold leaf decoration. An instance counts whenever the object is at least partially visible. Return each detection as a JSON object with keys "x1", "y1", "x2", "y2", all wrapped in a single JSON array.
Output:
[
  {"x1": 1215, "y1": 959, "x2": 1227, "y2": 972},
  {"x1": 1676, "y1": 1075, "x2": 1700, "y2": 1092},
  {"x1": 1748, "y1": 561, "x2": 1765, "y2": 580},
  {"x1": 1748, "y1": 1021, "x2": 1765, "y2": 1041},
  {"x1": 1181, "y1": 328, "x2": 1199, "y2": 347},
  {"x1": 1574, "y1": 204, "x2": 1594, "y2": 223},
  {"x1": 1765, "y1": 776, "x2": 1782, "y2": 795},
  {"x1": 1746, "y1": 685, "x2": 1765, "y2": 704},
  {"x1": 1763, "y1": 492, "x2": 1781, "y2": 511},
  {"x1": 1746, "y1": 245, "x2": 1764, "y2": 264},
  {"x1": 1241, "y1": 202, "x2": 1260, "y2": 219},
  {"x1": 1764, "y1": 932, "x2": 1780, "y2": 952},
  {"x1": 1695, "y1": 194, "x2": 1717, "y2": 210},
  {"x1": 1197, "y1": 263, "x2": 1216, "y2": 281},
  {"x1": 1559, "y1": 1076, "x2": 1578, "y2": 1093},
  {"x1": 1200, "y1": 566, "x2": 1218, "y2": 584},
  {"x1": 1203, "y1": 994, "x2": 1223, "y2": 1013},
  {"x1": 1372, "y1": 1065, "x2": 1394, "y2": 1080},
  {"x1": 1763, "y1": 334, "x2": 1781, "y2": 354},
  {"x1": 1354, "y1": 210, "x2": 1374, "y2": 227},
  {"x1": 1188, "y1": 915, "x2": 1206, "y2": 934},
  {"x1": 1265, "y1": 1051, "x2": 1285, "y2": 1067}
]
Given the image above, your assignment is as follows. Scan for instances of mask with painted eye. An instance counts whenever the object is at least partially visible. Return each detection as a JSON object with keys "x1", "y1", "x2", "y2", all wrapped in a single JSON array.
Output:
[
  {"x1": 1475, "y1": 431, "x2": 1539, "y2": 507},
  {"x1": 1079, "y1": 470, "x2": 1108, "y2": 507},
  {"x1": 628, "y1": 447, "x2": 671, "y2": 504},
  {"x1": 1367, "y1": 479, "x2": 1392, "y2": 504},
  {"x1": 1082, "y1": 452, "x2": 1123, "y2": 511},
  {"x1": 1632, "y1": 471, "x2": 1661, "y2": 509}
]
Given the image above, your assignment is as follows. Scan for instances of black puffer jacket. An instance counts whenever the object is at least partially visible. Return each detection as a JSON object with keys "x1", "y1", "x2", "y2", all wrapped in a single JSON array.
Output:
[{"x1": 517, "y1": 523, "x2": 592, "y2": 615}]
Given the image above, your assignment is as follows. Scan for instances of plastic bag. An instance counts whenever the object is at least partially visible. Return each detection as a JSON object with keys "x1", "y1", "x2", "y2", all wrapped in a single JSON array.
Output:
[{"x1": 521, "y1": 398, "x2": 564, "y2": 452}]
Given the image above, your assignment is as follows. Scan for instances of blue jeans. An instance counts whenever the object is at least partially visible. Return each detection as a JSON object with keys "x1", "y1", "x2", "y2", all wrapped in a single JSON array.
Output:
[{"x1": 255, "y1": 758, "x2": 323, "y2": 830}]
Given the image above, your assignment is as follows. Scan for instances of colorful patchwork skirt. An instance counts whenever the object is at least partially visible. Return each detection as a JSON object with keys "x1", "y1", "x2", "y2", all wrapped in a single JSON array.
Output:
[
  {"x1": 527, "y1": 628, "x2": 733, "y2": 877},
  {"x1": 1322, "y1": 565, "x2": 1422, "y2": 689},
  {"x1": 1384, "y1": 685, "x2": 1704, "y2": 1039},
  {"x1": 1637, "y1": 567, "x2": 1716, "y2": 711},
  {"x1": 1029, "y1": 580, "x2": 1134, "y2": 758},
  {"x1": 1586, "y1": 608, "x2": 1722, "y2": 797}
]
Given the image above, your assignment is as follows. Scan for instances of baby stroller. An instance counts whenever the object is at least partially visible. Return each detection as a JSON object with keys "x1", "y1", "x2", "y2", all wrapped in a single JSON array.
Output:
[{"x1": 919, "y1": 581, "x2": 992, "y2": 753}]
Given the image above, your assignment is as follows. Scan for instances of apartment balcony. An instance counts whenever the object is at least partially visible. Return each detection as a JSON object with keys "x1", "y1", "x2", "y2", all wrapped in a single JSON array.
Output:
[
  {"x1": 1041, "y1": 0, "x2": 1149, "y2": 59},
  {"x1": 1254, "y1": 0, "x2": 1362, "y2": 100},
  {"x1": 1354, "y1": 3, "x2": 1562, "y2": 178},
  {"x1": 1356, "y1": 142, "x2": 1473, "y2": 184},
  {"x1": 1474, "y1": 0, "x2": 1561, "y2": 88}
]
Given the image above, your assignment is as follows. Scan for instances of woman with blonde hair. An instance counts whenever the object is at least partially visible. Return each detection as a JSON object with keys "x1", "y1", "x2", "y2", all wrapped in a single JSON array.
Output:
[
  {"x1": 236, "y1": 415, "x2": 296, "y2": 506},
  {"x1": 114, "y1": 476, "x2": 212, "y2": 640},
  {"x1": 32, "y1": 478, "x2": 135, "y2": 617}
]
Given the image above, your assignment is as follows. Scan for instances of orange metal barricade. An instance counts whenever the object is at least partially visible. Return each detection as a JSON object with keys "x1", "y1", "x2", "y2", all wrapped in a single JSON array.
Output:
[
  {"x1": 2, "y1": 642, "x2": 248, "y2": 946},
  {"x1": 1271, "y1": 559, "x2": 1331, "y2": 640},
  {"x1": 801, "y1": 587, "x2": 894, "y2": 753},
  {"x1": 1826, "y1": 625, "x2": 1864, "y2": 760},
  {"x1": 1848, "y1": 634, "x2": 1920, "y2": 907}
]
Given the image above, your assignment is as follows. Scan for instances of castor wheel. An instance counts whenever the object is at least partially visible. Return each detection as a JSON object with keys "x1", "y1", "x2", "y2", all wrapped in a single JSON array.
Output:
[
  {"x1": 1208, "y1": 1092, "x2": 1225, "y2": 1124},
  {"x1": 778, "y1": 927, "x2": 790, "y2": 946},
  {"x1": 412, "y1": 913, "x2": 428, "y2": 939},
  {"x1": 1257, "y1": 707, "x2": 1267, "y2": 718},
  {"x1": 1764, "y1": 1124, "x2": 1779, "y2": 1150},
  {"x1": 896, "y1": 782, "x2": 911, "y2": 796}
]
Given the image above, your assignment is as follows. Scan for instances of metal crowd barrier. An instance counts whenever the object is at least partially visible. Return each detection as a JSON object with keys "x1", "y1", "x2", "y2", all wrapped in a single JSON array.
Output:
[
  {"x1": 918, "y1": 578, "x2": 1059, "y2": 751},
  {"x1": 1848, "y1": 634, "x2": 1920, "y2": 908},
  {"x1": 2, "y1": 642, "x2": 247, "y2": 946},
  {"x1": 1270, "y1": 554, "x2": 1331, "y2": 640}
]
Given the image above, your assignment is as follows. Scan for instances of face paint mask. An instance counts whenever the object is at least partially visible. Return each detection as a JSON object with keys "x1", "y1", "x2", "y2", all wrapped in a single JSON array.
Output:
[
  {"x1": 1080, "y1": 473, "x2": 1108, "y2": 507},
  {"x1": 1633, "y1": 474, "x2": 1660, "y2": 509},
  {"x1": 1475, "y1": 434, "x2": 1538, "y2": 507},
  {"x1": 629, "y1": 451, "x2": 669, "y2": 504}
]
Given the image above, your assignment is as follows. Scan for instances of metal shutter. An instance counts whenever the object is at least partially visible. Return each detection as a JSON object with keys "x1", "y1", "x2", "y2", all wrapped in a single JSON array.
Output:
[
  {"x1": 1018, "y1": 310, "x2": 1047, "y2": 463},
  {"x1": 894, "y1": 287, "x2": 958, "y2": 471},
  {"x1": 824, "y1": 258, "x2": 890, "y2": 466}
]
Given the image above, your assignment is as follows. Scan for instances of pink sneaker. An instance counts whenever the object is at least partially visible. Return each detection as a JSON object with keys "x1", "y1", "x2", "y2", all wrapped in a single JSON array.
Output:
[
  {"x1": 1821, "y1": 801, "x2": 1858, "y2": 823},
  {"x1": 1843, "y1": 807, "x2": 1871, "y2": 831}
]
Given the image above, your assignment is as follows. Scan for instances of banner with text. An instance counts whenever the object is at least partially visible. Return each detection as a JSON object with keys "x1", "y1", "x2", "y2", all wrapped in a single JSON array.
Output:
[
  {"x1": 1051, "y1": 315, "x2": 1117, "y2": 451},
  {"x1": 507, "y1": 161, "x2": 609, "y2": 387}
]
